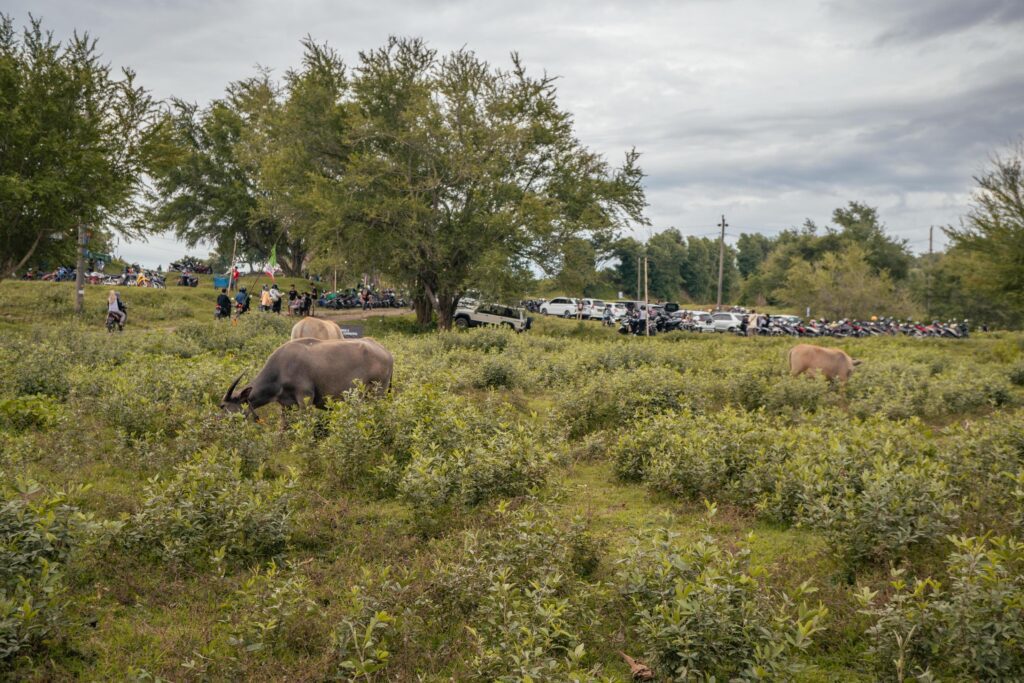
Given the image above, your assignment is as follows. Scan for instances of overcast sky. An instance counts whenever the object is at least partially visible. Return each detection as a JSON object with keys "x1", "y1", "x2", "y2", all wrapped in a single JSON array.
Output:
[{"x1": 9, "y1": 0, "x2": 1024, "y2": 267}]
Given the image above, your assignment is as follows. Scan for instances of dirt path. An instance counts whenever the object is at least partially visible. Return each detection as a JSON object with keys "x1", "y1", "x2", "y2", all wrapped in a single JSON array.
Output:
[{"x1": 315, "y1": 307, "x2": 411, "y2": 322}]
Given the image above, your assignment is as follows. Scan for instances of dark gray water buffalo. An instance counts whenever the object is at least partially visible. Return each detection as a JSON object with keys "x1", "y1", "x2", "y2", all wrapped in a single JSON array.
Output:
[{"x1": 220, "y1": 337, "x2": 393, "y2": 417}]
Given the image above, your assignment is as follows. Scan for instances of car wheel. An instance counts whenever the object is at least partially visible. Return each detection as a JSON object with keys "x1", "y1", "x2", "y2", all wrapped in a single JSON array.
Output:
[
  {"x1": 541, "y1": 309, "x2": 548, "y2": 316},
  {"x1": 562, "y1": 310, "x2": 571, "y2": 319},
  {"x1": 454, "y1": 317, "x2": 469, "y2": 330}
]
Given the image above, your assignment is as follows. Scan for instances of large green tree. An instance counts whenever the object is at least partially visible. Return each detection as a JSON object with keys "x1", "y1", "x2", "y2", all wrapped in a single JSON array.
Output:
[
  {"x1": 735, "y1": 232, "x2": 774, "y2": 278},
  {"x1": 645, "y1": 228, "x2": 687, "y2": 300},
  {"x1": 943, "y1": 141, "x2": 1024, "y2": 327},
  {"x1": 0, "y1": 15, "x2": 157, "y2": 280},
  {"x1": 612, "y1": 236, "x2": 644, "y2": 298},
  {"x1": 779, "y1": 244, "x2": 910, "y2": 319},
  {"x1": 312, "y1": 38, "x2": 647, "y2": 327},
  {"x1": 147, "y1": 70, "x2": 320, "y2": 276}
]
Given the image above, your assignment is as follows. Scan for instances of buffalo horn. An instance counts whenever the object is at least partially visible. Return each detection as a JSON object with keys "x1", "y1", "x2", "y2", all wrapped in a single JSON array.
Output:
[{"x1": 223, "y1": 374, "x2": 243, "y2": 403}]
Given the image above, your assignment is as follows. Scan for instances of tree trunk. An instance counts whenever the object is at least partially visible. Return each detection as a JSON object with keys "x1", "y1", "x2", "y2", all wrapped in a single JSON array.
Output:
[
  {"x1": 413, "y1": 293, "x2": 432, "y2": 327},
  {"x1": 422, "y1": 280, "x2": 460, "y2": 330},
  {"x1": 436, "y1": 295, "x2": 457, "y2": 330}
]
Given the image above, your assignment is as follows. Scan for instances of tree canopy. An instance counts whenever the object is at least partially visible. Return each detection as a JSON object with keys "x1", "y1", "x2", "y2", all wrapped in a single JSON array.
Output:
[{"x1": 0, "y1": 15, "x2": 158, "y2": 280}]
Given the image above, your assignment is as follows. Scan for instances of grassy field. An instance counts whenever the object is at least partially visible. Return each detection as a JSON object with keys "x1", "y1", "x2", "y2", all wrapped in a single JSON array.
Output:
[{"x1": 1, "y1": 280, "x2": 1022, "y2": 681}]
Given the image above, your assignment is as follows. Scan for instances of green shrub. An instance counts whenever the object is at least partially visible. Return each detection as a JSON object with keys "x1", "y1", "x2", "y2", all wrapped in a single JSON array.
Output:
[
  {"x1": 1009, "y1": 362, "x2": 1024, "y2": 387},
  {"x1": 431, "y1": 501, "x2": 600, "y2": 616},
  {"x1": 465, "y1": 568, "x2": 599, "y2": 681},
  {"x1": 0, "y1": 395, "x2": 60, "y2": 432},
  {"x1": 939, "y1": 410, "x2": 1024, "y2": 533},
  {"x1": 801, "y1": 455, "x2": 959, "y2": 568},
  {"x1": 472, "y1": 357, "x2": 520, "y2": 390},
  {"x1": 309, "y1": 386, "x2": 558, "y2": 519},
  {"x1": 616, "y1": 524, "x2": 827, "y2": 681},
  {"x1": 330, "y1": 569, "x2": 409, "y2": 680},
  {"x1": 643, "y1": 408, "x2": 783, "y2": 504},
  {"x1": 118, "y1": 448, "x2": 297, "y2": 568},
  {"x1": 398, "y1": 421, "x2": 556, "y2": 519},
  {"x1": 558, "y1": 366, "x2": 695, "y2": 438},
  {"x1": 221, "y1": 562, "x2": 324, "y2": 656},
  {"x1": 430, "y1": 501, "x2": 603, "y2": 680},
  {"x1": 0, "y1": 339, "x2": 73, "y2": 398},
  {"x1": 0, "y1": 477, "x2": 101, "y2": 664},
  {"x1": 859, "y1": 535, "x2": 1024, "y2": 681}
]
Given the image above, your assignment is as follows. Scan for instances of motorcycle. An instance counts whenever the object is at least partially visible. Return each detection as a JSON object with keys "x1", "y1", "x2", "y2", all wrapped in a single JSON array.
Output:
[
  {"x1": 105, "y1": 304, "x2": 127, "y2": 332},
  {"x1": 618, "y1": 316, "x2": 657, "y2": 336}
]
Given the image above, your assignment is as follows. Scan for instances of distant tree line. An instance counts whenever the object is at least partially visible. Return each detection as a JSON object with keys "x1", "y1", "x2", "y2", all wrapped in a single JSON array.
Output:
[
  {"x1": 594, "y1": 175, "x2": 1024, "y2": 327},
  {"x1": 1, "y1": 14, "x2": 1022, "y2": 328}
]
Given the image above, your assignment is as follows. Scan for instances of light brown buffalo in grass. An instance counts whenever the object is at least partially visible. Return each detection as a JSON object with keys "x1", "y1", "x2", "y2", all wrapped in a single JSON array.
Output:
[
  {"x1": 290, "y1": 317, "x2": 343, "y2": 341},
  {"x1": 788, "y1": 343, "x2": 862, "y2": 382}
]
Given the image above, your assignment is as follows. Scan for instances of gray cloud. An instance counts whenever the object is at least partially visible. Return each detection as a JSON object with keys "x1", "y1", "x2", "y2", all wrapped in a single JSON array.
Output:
[
  {"x1": 6, "y1": 0, "x2": 1022, "y2": 266},
  {"x1": 828, "y1": 0, "x2": 1024, "y2": 45}
]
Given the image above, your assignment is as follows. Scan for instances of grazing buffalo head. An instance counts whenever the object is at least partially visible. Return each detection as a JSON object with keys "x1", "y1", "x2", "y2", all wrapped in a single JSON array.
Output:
[{"x1": 220, "y1": 374, "x2": 252, "y2": 414}]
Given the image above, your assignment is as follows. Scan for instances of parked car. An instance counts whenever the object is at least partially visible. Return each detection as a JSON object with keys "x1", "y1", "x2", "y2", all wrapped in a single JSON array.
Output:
[
  {"x1": 539, "y1": 297, "x2": 578, "y2": 317},
  {"x1": 711, "y1": 311, "x2": 745, "y2": 333},
  {"x1": 581, "y1": 298, "x2": 607, "y2": 319},
  {"x1": 453, "y1": 302, "x2": 532, "y2": 332}
]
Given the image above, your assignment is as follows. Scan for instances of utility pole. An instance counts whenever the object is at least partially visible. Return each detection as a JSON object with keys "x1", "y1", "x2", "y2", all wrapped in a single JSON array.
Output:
[
  {"x1": 630, "y1": 255, "x2": 638, "y2": 299},
  {"x1": 715, "y1": 214, "x2": 728, "y2": 309},
  {"x1": 643, "y1": 255, "x2": 650, "y2": 337},
  {"x1": 228, "y1": 233, "x2": 238, "y2": 291},
  {"x1": 75, "y1": 223, "x2": 86, "y2": 314},
  {"x1": 926, "y1": 225, "x2": 933, "y2": 316}
]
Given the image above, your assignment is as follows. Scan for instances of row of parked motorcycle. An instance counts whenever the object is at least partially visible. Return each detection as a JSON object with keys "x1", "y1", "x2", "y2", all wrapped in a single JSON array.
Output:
[
  {"x1": 317, "y1": 288, "x2": 408, "y2": 310},
  {"x1": 618, "y1": 310, "x2": 972, "y2": 339}
]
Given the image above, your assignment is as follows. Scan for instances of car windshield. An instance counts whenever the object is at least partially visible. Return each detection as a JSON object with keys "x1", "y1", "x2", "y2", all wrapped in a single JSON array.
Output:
[{"x1": 591, "y1": 300, "x2": 605, "y2": 306}]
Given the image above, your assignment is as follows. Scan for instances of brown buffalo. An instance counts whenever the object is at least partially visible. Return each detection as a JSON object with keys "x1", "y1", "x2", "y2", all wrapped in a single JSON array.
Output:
[
  {"x1": 788, "y1": 343, "x2": 862, "y2": 382},
  {"x1": 221, "y1": 337, "x2": 393, "y2": 418},
  {"x1": 290, "y1": 317, "x2": 343, "y2": 341}
]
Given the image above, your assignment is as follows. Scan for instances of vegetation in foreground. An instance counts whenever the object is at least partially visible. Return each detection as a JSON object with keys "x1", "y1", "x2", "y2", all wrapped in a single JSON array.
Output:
[{"x1": 1, "y1": 282, "x2": 1023, "y2": 680}]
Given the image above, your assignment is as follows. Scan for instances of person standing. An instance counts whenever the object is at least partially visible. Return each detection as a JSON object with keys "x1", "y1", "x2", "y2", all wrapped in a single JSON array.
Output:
[
  {"x1": 260, "y1": 285, "x2": 272, "y2": 312},
  {"x1": 287, "y1": 286, "x2": 298, "y2": 315},
  {"x1": 270, "y1": 284, "x2": 282, "y2": 314},
  {"x1": 230, "y1": 266, "x2": 240, "y2": 292},
  {"x1": 576, "y1": 298, "x2": 584, "y2": 320}
]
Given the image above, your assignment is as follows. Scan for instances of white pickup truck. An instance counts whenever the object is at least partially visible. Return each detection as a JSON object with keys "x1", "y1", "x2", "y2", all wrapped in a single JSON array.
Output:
[{"x1": 453, "y1": 302, "x2": 532, "y2": 332}]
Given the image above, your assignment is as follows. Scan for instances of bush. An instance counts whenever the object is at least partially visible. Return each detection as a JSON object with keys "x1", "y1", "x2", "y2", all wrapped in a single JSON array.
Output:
[
  {"x1": 308, "y1": 386, "x2": 558, "y2": 520},
  {"x1": 0, "y1": 339, "x2": 73, "y2": 398},
  {"x1": 330, "y1": 568, "x2": 409, "y2": 680},
  {"x1": 430, "y1": 501, "x2": 604, "y2": 680},
  {"x1": 859, "y1": 535, "x2": 1024, "y2": 680},
  {"x1": 472, "y1": 357, "x2": 520, "y2": 390},
  {"x1": 616, "y1": 523, "x2": 827, "y2": 681},
  {"x1": 0, "y1": 477, "x2": 101, "y2": 664},
  {"x1": 939, "y1": 410, "x2": 1024, "y2": 533},
  {"x1": 642, "y1": 408, "x2": 783, "y2": 504},
  {"x1": 801, "y1": 455, "x2": 959, "y2": 569},
  {"x1": 1009, "y1": 362, "x2": 1024, "y2": 387},
  {"x1": 118, "y1": 448, "x2": 297, "y2": 568},
  {"x1": 558, "y1": 366, "x2": 695, "y2": 438},
  {"x1": 221, "y1": 562, "x2": 324, "y2": 656},
  {"x1": 398, "y1": 421, "x2": 556, "y2": 520},
  {"x1": 0, "y1": 395, "x2": 60, "y2": 433}
]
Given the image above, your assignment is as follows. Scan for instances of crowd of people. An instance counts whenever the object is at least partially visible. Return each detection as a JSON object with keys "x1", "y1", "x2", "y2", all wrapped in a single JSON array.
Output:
[{"x1": 215, "y1": 283, "x2": 321, "y2": 320}]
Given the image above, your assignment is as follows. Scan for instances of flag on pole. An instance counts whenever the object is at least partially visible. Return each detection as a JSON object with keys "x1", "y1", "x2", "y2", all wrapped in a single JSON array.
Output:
[{"x1": 265, "y1": 246, "x2": 277, "y2": 281}]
